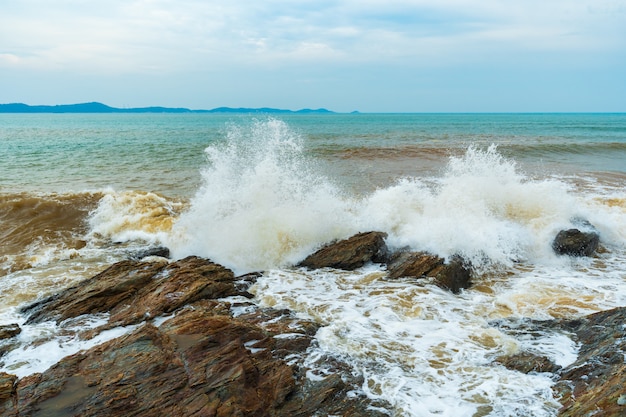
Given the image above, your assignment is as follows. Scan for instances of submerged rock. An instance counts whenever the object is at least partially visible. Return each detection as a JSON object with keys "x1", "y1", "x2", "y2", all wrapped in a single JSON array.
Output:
[
  {"x1": 298, "y1": 231, "x2": 389, "y2": 270},
  {"x1": 130, "y1": 246, "x2": 171, "y2": 260},
  {"x1": 387, "y1": 251, "x2": 472, "y2": 294},
  {"x1": 494, "y1": 352, "x2": 561, "y2": 374},
  {"x1": 0, "y1": 324, "x2": 21, "y2": 340},
  {"x1": 552, "y1": 228, "x2": 599, "y2": 257}
]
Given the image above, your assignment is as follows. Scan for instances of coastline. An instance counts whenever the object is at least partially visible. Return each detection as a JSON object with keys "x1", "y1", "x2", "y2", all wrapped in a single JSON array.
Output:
[{"x1": 2, "y1": 228, "x2": 624, "y2": 416}]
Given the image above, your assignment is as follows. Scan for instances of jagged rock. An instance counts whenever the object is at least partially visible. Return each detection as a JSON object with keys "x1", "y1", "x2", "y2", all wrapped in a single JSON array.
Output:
[
  {"x1": 298, "y1": 231, "x2": 389, "y2": 270},
  {"x1": 494, "y1": 352, "x2": 561, "y2": 374},
  {"x1": 491, "y1": 308, "x2": 626, "y2": 415},
  {"x1": 0, "y1": 324, "x2": 21, "y2": 340},
  {"x1": 21, "y1": 256, "x2": 244, "y2": 329},
  {"x1": 552, "y1": 228, "x2": 599, "y2": 257},
  {"x1": 6, "y1": 302, "x2": 389, "y2": 416},
  {"x1": 387, "y1": 251, "x2": 471, "y2": 294},
  {"x1": 554, "y1": 306, "x2": 626, "y2": 416},
  {"x1": 0, "y1": 372, "x2": 16, "y2": 402},
  {"x1": 387, "y1": 251, "x2": 444, "y2": 279}
]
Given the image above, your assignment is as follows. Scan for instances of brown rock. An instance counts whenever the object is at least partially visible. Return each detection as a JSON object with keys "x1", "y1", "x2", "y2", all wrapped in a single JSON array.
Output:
[
  {"x1": 22, "y1": 259, "x2": 167, "y2": 325},
  {"x1": 0, "y1": 372, "x2": 17, "y2": 404},
  {"x1": 107, "y1": 256, "x2": 238, "y2": 327},
  {"x1": 13, "y1": 302, "x2": 389, "y2": 416},
  {"x1": 0, "y1": 324, "x2": 21, "y2": 340},
  {"x1": 554, "y1": 306, "x2": 626, "y2": 416},
  {"x1": 21, "y1": 256, "x2": 243, "y2": 329},
  {"x1": 387, "y1": 252, "x2": 471, "y2": 294},
  {"x1": 298, "y1": 231, "x2": 389, "y2": 270},
  {"x1": 494, "y1": 352, "x2": 561, "y2": 374}
]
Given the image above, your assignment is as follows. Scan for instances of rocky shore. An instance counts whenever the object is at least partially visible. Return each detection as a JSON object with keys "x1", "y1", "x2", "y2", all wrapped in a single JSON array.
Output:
[{"x1": 1, "y1": 226, "x2": 624, "y2": 416}]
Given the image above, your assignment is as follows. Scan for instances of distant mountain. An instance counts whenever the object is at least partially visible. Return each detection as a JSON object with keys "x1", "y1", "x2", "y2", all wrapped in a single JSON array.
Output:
[{"x1": 0, "y1": 102, "x2": 336, "y2": 114}]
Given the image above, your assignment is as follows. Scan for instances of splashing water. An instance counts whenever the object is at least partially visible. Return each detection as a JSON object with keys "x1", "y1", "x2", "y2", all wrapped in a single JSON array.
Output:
[
  {"x1": 168, "y1": 123, "x2": 615, "y2": 276},
  {"x1": 168, "y1": 119, "x2": 357, "y2": 273},
  {"x1": 360, "y1": 144, "x2": 588, "y2": 271}
]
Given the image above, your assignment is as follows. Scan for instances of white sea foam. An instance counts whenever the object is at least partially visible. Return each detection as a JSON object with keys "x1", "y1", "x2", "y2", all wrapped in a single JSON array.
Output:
[
  {"x1": 252, "y1": 268, "x2": 565, "y2": 416},
  {"x1": 87, "y1": 189, "x2": 181, "y2": 245},
  {"x1": 167, "y1": 120, "x2": 624, "y2": 276},
  {"x1": 0, "y1": 314, "x2": 138, "y2": 379},
  {"x1": 167, "y1": 119, "x2": 357, "y2": 273}
]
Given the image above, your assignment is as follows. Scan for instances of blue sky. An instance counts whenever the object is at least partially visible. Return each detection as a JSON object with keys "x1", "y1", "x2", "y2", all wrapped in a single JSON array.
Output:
[{"x1": 1, "y1": 0, "x2": 625, "y2": 112}]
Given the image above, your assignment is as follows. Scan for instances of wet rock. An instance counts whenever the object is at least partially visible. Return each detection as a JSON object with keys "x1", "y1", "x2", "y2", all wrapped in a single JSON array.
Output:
[
  {"x1": 0, "y1": 324, "x2": 21, "y2": 340},
  {"x1": 298, "y1": 231, "x2": 389, "y2": 270},
  {"x1": 21, "y1": 259, "x2": 167, "y2": 325},
  {"x1": 387, "y1": 251, "x2": 444, "y2": 279},
  {"x1": 554, "y1": 306, "x2": 626, "y2": 416},
  {"x1": 552, "y1": 228, "x2": 600, "y2": 257},
  {"x1": 0, "y1": 372, "x2": 17, "y2": 403},
  {"x1": 494, "y1": 352, "x2": 561, "y2": 374},
  {"x1": 11, "y1": 303, "x2": 389, "y2": 416},
  {"x1": 387, "y1": 251, "x2": 472, "y2": 294},
  {"x1": 131, "y1": 246, "x2": 171, "y2": 260},
  {"x1": 21, "y1": 256, "x2": 243, "y2": 329}
]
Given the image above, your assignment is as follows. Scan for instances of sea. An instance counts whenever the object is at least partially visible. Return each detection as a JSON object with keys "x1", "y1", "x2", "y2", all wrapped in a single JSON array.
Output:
[{"x1": 1, "y1": 113, "x2": 625, "y2": 416}]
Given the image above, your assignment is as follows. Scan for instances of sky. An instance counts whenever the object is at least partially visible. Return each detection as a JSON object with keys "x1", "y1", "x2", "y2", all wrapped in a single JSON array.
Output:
[{"x1": 1, "y1": 0, "x2": 625, "y2": 112}]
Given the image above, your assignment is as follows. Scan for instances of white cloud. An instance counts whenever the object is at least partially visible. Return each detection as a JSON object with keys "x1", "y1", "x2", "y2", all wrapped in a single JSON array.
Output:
[
  {"x1": 1, "y1": 0, "x2": 624, "y2": 110},
  {"x1": 2, "y1": 0, "x2": 624, "y2": 74}
]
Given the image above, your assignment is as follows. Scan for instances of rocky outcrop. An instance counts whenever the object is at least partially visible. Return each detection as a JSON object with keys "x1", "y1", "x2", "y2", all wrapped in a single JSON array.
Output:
[
  {"x1": 552, "y1": 228, "x2": 600, "y2": 257},
  {"x1": 4, "y1": 256, "x2": 390, "y2": 416},
  {"x1": 22, "y1": 256, "x2": 244, "y2": 329},
  {"x1": 554, "y1": 307, "x2": 626, "y2": 416},
  {"x1": 4, "y1": 301, "x2": 388, "y2": 416},
  {"x1": 297, "y1": 232, "x2": 471, "y2": 293},
  {"x1": 492, "y1": 307, "x2": 626, "y2": 416},
  {"x1": 298, "y1": 231, "x2": 389, "y2": 270},
  {"x1": 387, "y1": 251, "x2": 472, "y2": 294}
]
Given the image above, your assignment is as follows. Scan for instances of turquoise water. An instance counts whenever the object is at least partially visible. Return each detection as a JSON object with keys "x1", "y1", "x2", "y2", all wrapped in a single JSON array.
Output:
[{"x1": 2, "y1": 113, "x2": 625, "y2": 196}]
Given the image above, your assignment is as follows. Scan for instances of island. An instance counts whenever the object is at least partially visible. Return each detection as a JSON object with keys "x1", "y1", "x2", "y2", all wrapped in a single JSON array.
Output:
[{"x1": 0, "y1": 102, "x2": 336, "y2": 114}]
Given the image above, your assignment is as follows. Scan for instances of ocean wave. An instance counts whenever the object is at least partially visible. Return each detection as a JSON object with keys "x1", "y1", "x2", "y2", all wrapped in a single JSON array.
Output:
[{"x1": 166, "y1": 120, "x2": 626, "y2": 275}]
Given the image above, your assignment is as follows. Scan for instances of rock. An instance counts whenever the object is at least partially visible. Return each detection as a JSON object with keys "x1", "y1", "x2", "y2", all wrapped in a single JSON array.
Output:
[
  {"x1": 552, "y1": 228, "x2": 599, "y2": 257},
  {"x1": 491, "y1": 308, "x2": 626, "y2": 416},
  {"x1": 131, "y1": 246, "x2": 170, "y2": 260},
  {"x1": 0, "y1": 372, "x2": 16, "y2": 402},
  {"x1": 21, "y1": 256, "x2": 244, "y2": 329},
  {"x1": 554, "y1": 306, "x2": 626, "y2": 416},
  {"x1": 298, "y1": 231, "x2": 389, "y2": 270},
  {"x1": 0, "y1": 324, "x2": 21, "y2": 340},
  {"x1": 9, "y1": 302, "x2": 389, "y2": 416},
  {"x1": 21, "y1": 259, "x2": 167, "y2": 325},
  {"x1": 387, "y1": 251, "x2": 471, "y2": 294},
  {"x1": 387, "y1": 251, "x2": 444, "y2": 279},
  {"x1": 494, "y1": 352, "x2": 561, "y2": 374}
]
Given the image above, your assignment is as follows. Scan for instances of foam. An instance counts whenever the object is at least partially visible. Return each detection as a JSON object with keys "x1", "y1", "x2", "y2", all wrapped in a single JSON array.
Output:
[
  {"x1": 0, "y1": 315, "x2": 138, "y2": 379},
  {"x1": 167, "y1": 119, "x2": 357, "y2": 274},
  {"x1": 252, "y1": 267, "x2": 564, "y2": 416},
  {"x1": 167, "y1": 129, "x2": 625, "y2": 275}
]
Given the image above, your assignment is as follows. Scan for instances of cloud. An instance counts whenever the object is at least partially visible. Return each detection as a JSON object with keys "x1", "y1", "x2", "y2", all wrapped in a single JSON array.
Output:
[
  {"x1": 2, "y1": 0, "x2": 624, "y2": 74},
  {"x1": 1, "y1": 0, "x2": 624, "y2": 111}
]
